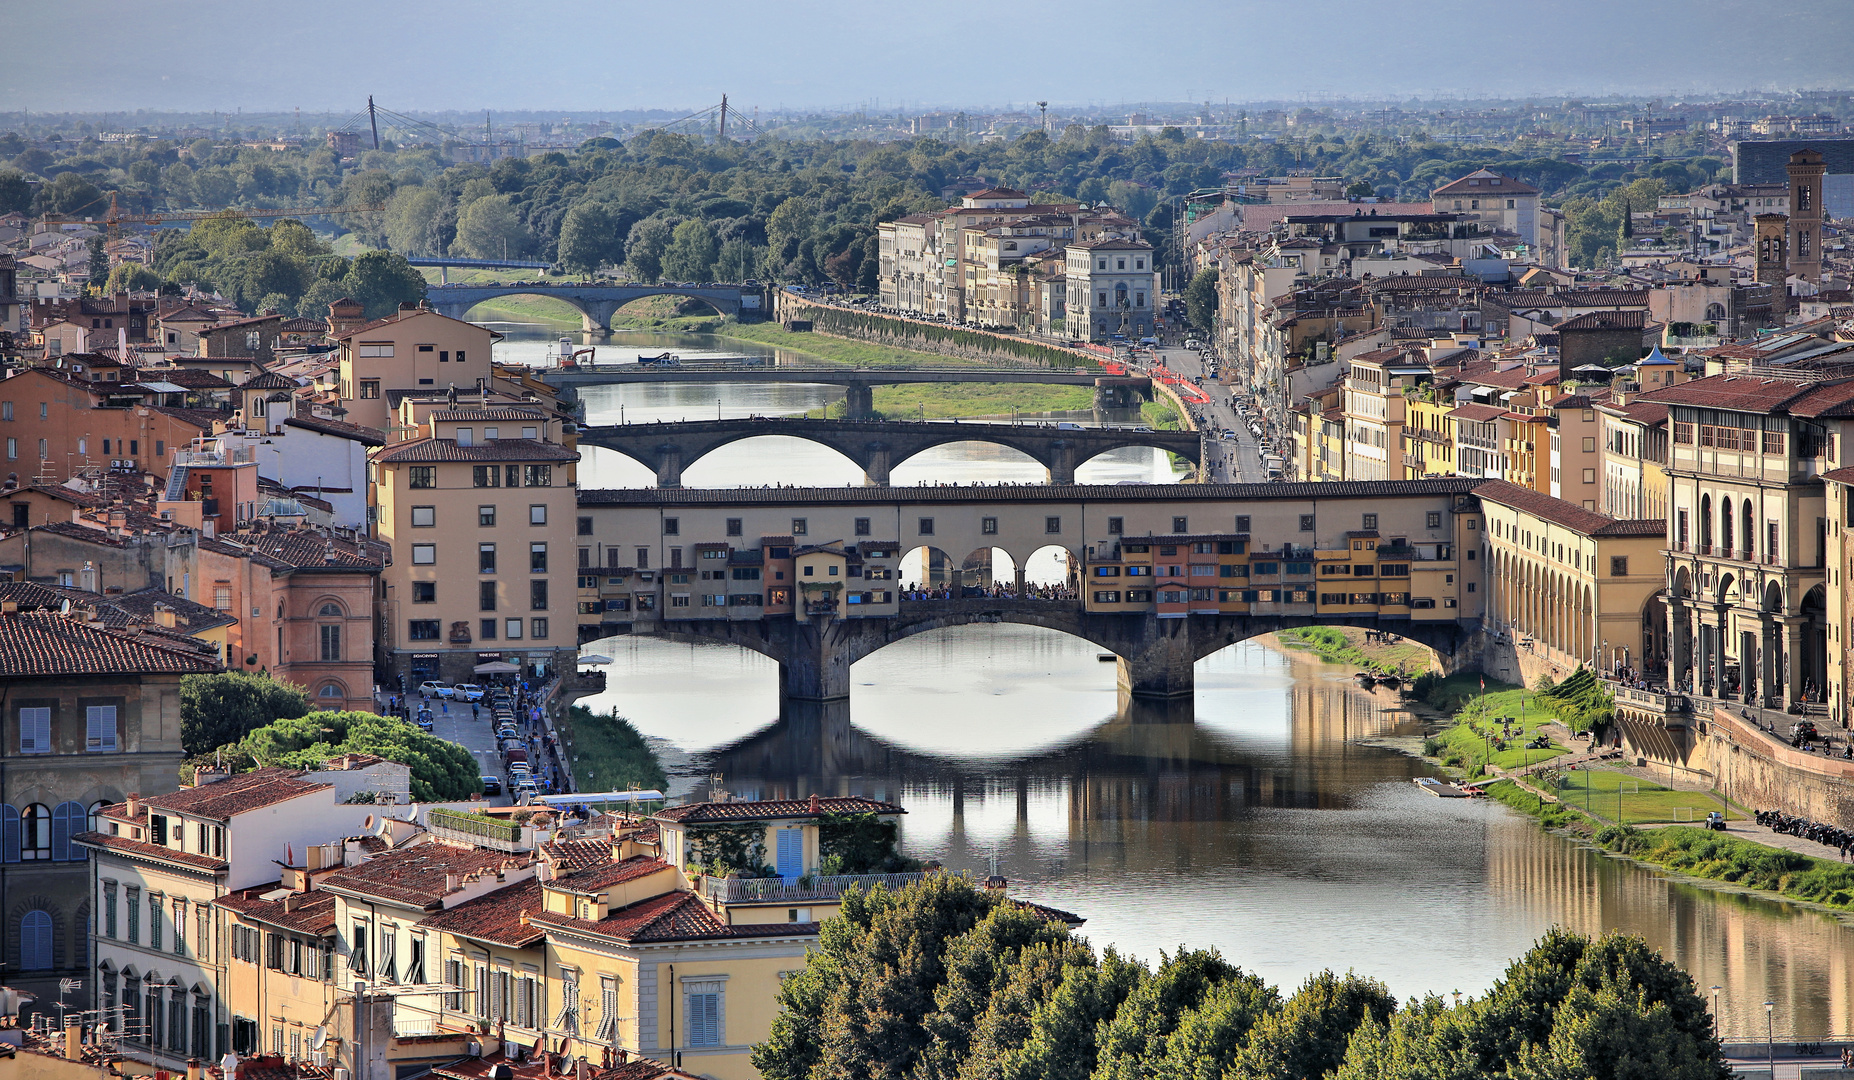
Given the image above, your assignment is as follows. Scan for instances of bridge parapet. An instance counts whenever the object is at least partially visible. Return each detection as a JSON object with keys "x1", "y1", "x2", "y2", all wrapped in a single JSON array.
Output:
[{"x1": 1606, "y1": 680, "x2": 1693, "y2": 727}]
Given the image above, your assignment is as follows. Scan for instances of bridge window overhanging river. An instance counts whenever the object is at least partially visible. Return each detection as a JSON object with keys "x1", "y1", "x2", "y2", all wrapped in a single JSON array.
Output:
[{"x1": 494, "y1": 321, "x2": 1854, "y2": 1040}]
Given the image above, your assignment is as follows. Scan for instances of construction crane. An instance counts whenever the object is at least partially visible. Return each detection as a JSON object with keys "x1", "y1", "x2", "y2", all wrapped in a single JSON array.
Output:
[{"x1": 40, "y1": 191, "x2": 385, "y2": 239}]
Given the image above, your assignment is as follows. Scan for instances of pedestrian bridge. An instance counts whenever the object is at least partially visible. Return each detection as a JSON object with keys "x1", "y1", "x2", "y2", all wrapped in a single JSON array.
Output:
[
  {"x1": 574, "y1": 479, "x2": 1491, "y2": 704},
  {"x1": 576, "y1": 416, "x2": 1203, "y2": 486},
  {"x1": 543, "y1": 366, "x2": 1149, "y2": 419},
  {"x1": 424, "y1": 283, "x2": 763, "y2": 330}
]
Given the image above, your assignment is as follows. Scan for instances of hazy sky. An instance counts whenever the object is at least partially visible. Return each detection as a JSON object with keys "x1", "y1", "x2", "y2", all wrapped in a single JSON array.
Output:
[{"x1": 5, "y1": 0, "x2": 1852, "y2": 116}]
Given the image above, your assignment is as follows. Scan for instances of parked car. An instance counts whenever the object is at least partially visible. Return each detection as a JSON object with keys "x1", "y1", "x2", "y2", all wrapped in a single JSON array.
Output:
[
  {"x1": 1793, "y1": 721, "x2": 1820, "y2": 740},
  {"x1": 417, "y1": 681, "x2": 448, "y2": 698},
  {"x1": 496, "y1": 723, "x2": 518, "y2": 739},
  {"x1": 416, "y1": 714, "x2": 434, "y2": 731},
  {"x1": 480, "y1": 775, "x2": 503, "y2": 796},
  {"x1": 1705, "y1": 811, "x2": 1727, "y2": 831},
  {"x1": 454, "y1": 683, "x2": 485, "y2": 702}
]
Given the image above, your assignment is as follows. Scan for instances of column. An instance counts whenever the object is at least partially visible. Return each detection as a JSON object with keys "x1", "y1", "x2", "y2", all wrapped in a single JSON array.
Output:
[
  {"x1": 1761, "y1": 618, "x2": 1779, "y2": 709},
  {"x1": 863, "y1": 446, "x2": 892, "y2": 487},
  {"x1": 843, "y1": 385, "x2": 876, "y2": 419},
  {"x1": 1714, "y1": 605, "x2": 1731, "y2": 698},
  {"x1": 1666, "y1": 599, "x2": 1689, "y2": 691},
  {"x1": 1047, "y1": 443, "x2": 1077, "y2": 485},
  {"x1": 653, "y1": 448, "x2": 684, "y2": 489},
  {"x1": 1784, "y1": 618, "x2": 1807, "y2": 710}
]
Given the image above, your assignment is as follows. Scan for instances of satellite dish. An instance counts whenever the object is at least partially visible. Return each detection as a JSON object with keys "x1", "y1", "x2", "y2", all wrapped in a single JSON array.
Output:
[{"x1": 312, "y1": 1027, "x2": 328, "y2": 1051}]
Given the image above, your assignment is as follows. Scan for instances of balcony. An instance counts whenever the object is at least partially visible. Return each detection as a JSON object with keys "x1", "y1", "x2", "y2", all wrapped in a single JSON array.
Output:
[
  {"x1": 1605, "y1": 681, "x2": 1692, "y2": 727},
  {"x1": 427, "y1": 807, "x2": 534, "y2": 852},
  {"x1": 700, "y1": 869, "x2": 941, "y2": 905}
]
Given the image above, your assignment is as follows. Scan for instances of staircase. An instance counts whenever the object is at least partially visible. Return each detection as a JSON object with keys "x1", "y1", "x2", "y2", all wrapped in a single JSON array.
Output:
[{"x1": 163, "y1": 465, "x2": 189, "y2": 502}]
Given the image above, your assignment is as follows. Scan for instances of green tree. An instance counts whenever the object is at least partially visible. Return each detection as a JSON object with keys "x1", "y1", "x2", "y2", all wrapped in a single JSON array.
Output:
[
  {"x1": 1094, "y1": 949, "x2": 1245, "y2": 1080},
  {"x1": 661, "y1": 217, "x2": 720, "y2": 282},
  {"x1": 624, "y1": 216, "x2": 675, "y2": 283},
  {"x1": 1231, "y1": 970, "x2": 1396, "y2": 1080},
  {"x1": 0, "y1": 168, "x2": 31, "y2": 215},
  {"x1": 343, "y1": 249, "x2": 426, "y2": 319},
  {"x1": 453, "y1": 193, "x2": 528, "y2": 260},
  {"x1": 86, "y1": 236, "x2": 108, "y2": 286},
  {"x1": 1184, "y1": 268, "x2": 1219, "y2": 332},
  {"x1": 1005, "y1": 949, "x2": 1146, "y2": 1080},
  {"x1": 242, "y1": 710, "x2": 480, "y2": 801},
  {"x1": 180, "y1": 672, "x2": 310, "y2": 757},
  {"x1": 557, "y1": 202, "x2": 623, "y2": 275},
  {"x1": 104, "y1": 263, "x2": 163, "y2": 294},
  {"x1": 915, "y1": 905, "x2": 1076, "y2": 1080},
  {"x1": 958, "y1": 940, "x2": 1098, "y2": 1080},
  {"x1": 38, "y1": 172, "x2": 104, "y2": 216},
  {"x1": 383, "y1": 186, "x2": 445, "y2": 257},
  {"x1": 1151, "y1": 974, "x2": 1279, "y2": 1080}
]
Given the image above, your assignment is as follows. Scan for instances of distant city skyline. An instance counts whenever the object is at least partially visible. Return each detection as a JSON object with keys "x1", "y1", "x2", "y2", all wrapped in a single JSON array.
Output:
[{"x1": 3, "y1": 0, "x2": 1852, "y2": 116}]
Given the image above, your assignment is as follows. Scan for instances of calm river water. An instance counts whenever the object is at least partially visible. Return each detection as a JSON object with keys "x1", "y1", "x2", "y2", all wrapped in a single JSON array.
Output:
[{"x1": 498, "y1": 321, "x2": 1854, "y2": 1039}]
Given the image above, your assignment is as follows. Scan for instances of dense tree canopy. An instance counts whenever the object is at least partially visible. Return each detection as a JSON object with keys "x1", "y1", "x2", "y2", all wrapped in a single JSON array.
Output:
[
  {"x1": 179, "y1": 671, "x2": 310, "y2": 756},
  {"x1": 241, "y1": 709, "x2": 481, "y2": 801},
  {"x1": 754, "y1": 880, "x2": 1728, "y2": 1080},
  {"x1": 150, "y1": 216, "x2": 424, "y2": 317}
]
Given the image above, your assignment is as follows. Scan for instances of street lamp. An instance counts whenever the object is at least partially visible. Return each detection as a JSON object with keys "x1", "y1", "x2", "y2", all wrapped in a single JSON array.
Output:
[
  {"x1": 1765, "y1": 1000, "x2": 1775, "y2": 1077},
  {"x1": 1710, "y1": 986, "x2": 1721, "y2": 1038}
]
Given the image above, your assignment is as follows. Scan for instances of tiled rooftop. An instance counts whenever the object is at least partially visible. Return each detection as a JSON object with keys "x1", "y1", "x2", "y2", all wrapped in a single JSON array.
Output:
[
  {"x1": 418, "y1": 877, "x2": 545, "y2": 948},
  {"x1": 0, "y1": 610, "x2": 225, "y2": 677},
  {"x1": 655, "y1": 796, "x2": 905, "y2": 824},
  {"x1": 530, "y1": 889, "x2": 817, "y2": 945},
  {"x1": 318, "y1": 843, "x2": 530, "y2": 910}
]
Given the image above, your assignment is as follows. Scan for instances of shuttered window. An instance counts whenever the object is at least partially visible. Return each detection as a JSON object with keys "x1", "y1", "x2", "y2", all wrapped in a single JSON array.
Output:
[
  {"x1": 19, "y1": 910, "x2": 52, "y2": 970},
  {"x1": 18, "y1": 708, "x2": 50, "y2": 755},
  {"x1": 685, "y1": 980, "x2": 724, "y2": 1047},
  {"x1": 86, "y1": 706, "x2": 118, "y2": 753}
]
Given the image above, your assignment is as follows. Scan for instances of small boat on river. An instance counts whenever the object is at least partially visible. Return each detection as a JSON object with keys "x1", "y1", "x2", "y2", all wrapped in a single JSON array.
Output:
[
  {"x1": 1414, "y1": 776, "x2": 1468, "y2": 798},
  {"x1": 1354, "y1": 671, "x2": 1377, "y2": 688}
]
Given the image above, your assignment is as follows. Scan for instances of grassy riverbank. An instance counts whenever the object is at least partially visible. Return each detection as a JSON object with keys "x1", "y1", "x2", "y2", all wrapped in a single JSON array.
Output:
[
  {"x1": 557, "y1": 705, "x2": 668, "y2": 794},
  {"x1": 1596, "y1": 823, "x2": 1854, "y2": 909},
  {"x1": 717, "y1": 319, "x2": 1003, "y2": 369},
  {"x1": 1274, "y1": 626, "x2": 1442, "y2": 677},
  {"x1": 800, "y1": 382, "x2": 1096, "y2": 421}
]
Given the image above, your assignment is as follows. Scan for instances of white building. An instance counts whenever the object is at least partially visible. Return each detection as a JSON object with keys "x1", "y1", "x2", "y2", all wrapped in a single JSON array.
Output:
[
  {"x1": 1065, "y1": 239, "x2": 1159, "y2": 340},
  {"x1": 1431, "y1": 169, "x2": 1540, "y2": 248}
]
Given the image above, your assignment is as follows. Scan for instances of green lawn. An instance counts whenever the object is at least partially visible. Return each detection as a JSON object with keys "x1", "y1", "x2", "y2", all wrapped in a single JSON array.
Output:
[
  {"x1": 1432, "y1": 688, "x2": 1568, "y2": 772},
  {"x1": 1551, "y1": 768, "x2": 1740, "y2": 825},
  {"x1": 718, "y1": 319, "x2": 1010, "y2": 369}
]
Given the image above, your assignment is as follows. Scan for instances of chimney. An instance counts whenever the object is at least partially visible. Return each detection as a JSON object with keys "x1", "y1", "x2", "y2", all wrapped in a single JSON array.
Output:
[
  {"x1": 188, "y1": 1059, "x2": 204, "y2": 1080},
  {"x1": 126, "y1": 793, "x2": 141, "y2": 819},
  {"x1": 79, "y1": 561, "x2": 98, "y2": 593},
  {"x1": 64, "y1": 1023, "x2": 82, "y2": 1060},
  {"x1": 808, "y1": 793, "x2": 821, "y2": 814}
]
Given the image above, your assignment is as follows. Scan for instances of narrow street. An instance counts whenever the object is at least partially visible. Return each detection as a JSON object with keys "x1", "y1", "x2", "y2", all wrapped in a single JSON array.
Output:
[{"x1": 1148, "y1": 344, "x2": 1267, "y2": 483}]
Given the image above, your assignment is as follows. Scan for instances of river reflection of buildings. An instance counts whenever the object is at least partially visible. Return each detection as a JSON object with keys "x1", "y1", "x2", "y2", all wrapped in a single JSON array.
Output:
[{"x1": 1487, "y1": 808, "x2": 1854, "y2": 1038}]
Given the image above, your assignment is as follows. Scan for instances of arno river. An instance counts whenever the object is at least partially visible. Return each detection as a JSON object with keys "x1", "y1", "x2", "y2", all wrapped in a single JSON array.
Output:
[{"x1": 497, "y1": 322, "x2": 1854, "y2": 1039}]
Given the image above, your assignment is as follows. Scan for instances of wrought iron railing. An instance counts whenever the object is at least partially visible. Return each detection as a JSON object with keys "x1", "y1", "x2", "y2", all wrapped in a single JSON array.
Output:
[{"x1": 700, "y1": 869, "x2": 944, "y2": 904}]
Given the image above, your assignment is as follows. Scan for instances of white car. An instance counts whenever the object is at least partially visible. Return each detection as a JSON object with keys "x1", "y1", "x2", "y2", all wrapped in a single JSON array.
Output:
[
  {"x1": 417, "y1": 681, "x2": 450, "y2": 698},
  {"x1": 454, "y1": 684, "x2": 485, "y2": 702}
]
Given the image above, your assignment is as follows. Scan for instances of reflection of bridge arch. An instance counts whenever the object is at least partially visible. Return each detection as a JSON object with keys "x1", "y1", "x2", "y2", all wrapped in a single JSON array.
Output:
[
  {"x1": 578, "y1": 418, "x2": 1203, "y2": 487},
  {"x1": 596, "y1": 600, "x2": 1471, "y2": 705},
  {"x1": 424, "y1": 283, "x2": 753, "y2": 332}
]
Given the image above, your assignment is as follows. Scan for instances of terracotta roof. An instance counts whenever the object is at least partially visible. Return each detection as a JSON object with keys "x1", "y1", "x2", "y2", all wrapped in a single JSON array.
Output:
[
  {"x1": 418, "y1": 877, "x2": 546, "y2": 948},
  {"x1": 1635, "y1": 374, "x2": 1835, "y2": 413},
  {"x1": 1599, "y1": 400, "x2": 1670, "y2": 425},
  {"x1": 102, "y1": 768, "x2": 330, "y2": 824},
  {"x1": 135, "y1": 369, "x2": 233, "y2": 389},
  {"x1": 217, "y1": 883, "x2": 338, "y2": 934},
  {"x1": 1821, "y1": 466, "x2": 1854, "y2": 485},
  {"x1": 540, "y1": 836, "x2": 616, "y2": 872},
  {"x1": 549, "y1": 855, "x2": 672, "y2": 896},
  {"x1": 71, "y1": 830, "x2": 230, "y2": 871},
  {"x1": 1485, "y1": 289, "x2": 1650, "y2": 310},
  {"x1": 1431, "y1": 169, "x2": 1541, "y2": 197},
  {"x1": 285, "y1": 414, "x2": 387, "y2": 445},
  {"x1": 199, "y1": 524, "x2": 384, "y2": 572},
  {"x1": 242, "y1": 371, "x2": 299, "y2": 391},
  {"x1": 1448, "y1": 403, "x2": 1507, "y2": 423},
  {"x1": 318, "y1": 844, "x2": 530, "y2": 910},
  {"x1": 1474, "y1": 480, "x2": 1663, "y2": 538},
  {"x1": 581, "y1": 478, "x2": 1490, "y2": 508},
  {"x1": 0, "y1": 610, "x2": 225, "y2": 677},
  {"x1": 654, "y1": 796, "x2": 905, "y2": 824},
  {"x1": 1557, "y1": 310, "x2": 1648, "y2": 331},
  {"x1": 428, "y1": 408, "x2": 549, "y2": 422},
  {"x1": 373, "y1": 437, "x2": 577, "y2": 464},
  {"x1": 333, "y1": 306, "x2": 492, "y2": 341},
  {"x1": 530, "y1": 889, "x2": 818, "y2": 944}
]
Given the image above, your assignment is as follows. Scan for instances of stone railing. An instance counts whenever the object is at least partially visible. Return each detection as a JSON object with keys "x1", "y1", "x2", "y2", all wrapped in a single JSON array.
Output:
[
  {"x1": 1607, "y1": 682, "x2": 1692, "y2": 719},
  {"x1": 700, "y1": 869, "x2": 942, "y2": 905}
]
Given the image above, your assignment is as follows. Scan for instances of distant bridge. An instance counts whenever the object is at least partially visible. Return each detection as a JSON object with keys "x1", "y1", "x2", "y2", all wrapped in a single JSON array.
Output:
[
  {"x1": 576, "y1": 416, "x2": 1202, "y2": 486},
  {"x1": 424, "y1": 282, "x2": 764, "y2": 329},
  {"x1": 544, "y1": 366, "x2": 1151, "y2": 418},
  {"x1": 408, "y1": 257, "x2": 552, "y2": 283}
]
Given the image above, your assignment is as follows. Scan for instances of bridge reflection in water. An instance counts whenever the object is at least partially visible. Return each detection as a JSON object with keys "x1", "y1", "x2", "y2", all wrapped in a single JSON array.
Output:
[{"x1": 579, "y1": 630, "x2": 1854, "y2": 1028}]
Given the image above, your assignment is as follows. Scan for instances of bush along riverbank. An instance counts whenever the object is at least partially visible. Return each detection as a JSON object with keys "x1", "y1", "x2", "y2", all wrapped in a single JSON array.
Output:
[
  {"x1": 1275, "y1": 625, "x2": 1440, "y2": 679},
  {"x1": 558, "y1": 705, "x2": 669, "y2": 795},
  {"x1": 1594, "y1": 823, "x2": 1854, "y2": 911}
]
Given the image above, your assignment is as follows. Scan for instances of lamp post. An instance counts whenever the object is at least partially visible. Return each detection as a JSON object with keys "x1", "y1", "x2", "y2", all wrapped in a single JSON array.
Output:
[
  {"x1": 1709, "y1": 986, "x2": 1721, "y2": 1039},
  {"x1": 1765, "y1": 1000, "x2": 1776, "y2": 1078}
]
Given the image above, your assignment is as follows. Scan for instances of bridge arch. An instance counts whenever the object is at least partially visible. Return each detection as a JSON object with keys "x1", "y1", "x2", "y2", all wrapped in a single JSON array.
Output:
[{"x1": 445, "y1": 291, "x2": 593, "y2": 325}]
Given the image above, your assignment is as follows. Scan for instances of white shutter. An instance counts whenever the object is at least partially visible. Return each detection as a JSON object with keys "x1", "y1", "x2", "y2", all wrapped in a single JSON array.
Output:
[
  {"x1": 19, "y1": 708, "x2": 50, "y2": 755},
  {"x1": 86, "y1": 706, "x2": 117, "y2": 752}
]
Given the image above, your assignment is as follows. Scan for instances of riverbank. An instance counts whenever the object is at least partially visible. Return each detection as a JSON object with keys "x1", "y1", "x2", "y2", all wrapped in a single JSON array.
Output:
[
  {"x1": 1272, "y1": 626, "x2": 1442, "y2": 678},
  {"x1": 557, "y1": 704, "x2": 670, "y2": 794}
]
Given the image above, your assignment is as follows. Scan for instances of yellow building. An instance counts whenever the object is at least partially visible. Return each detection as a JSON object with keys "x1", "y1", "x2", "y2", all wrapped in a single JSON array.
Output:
[
  {"x1": 1476, "y1": 479, "x2": 1667, "y2": 677},
  {"x1": 335, "y1": 307, "x2": 501, "y2": 435},
  {"x1": 1402, "y1": 392, "x2": 1457, "y2": 478},
  {"x1": 1596, "y1": 397, "x2": 1670, "y2": 521},
  {"x1": 372, "y1": 394, "x2": 581, "y2": 686}
]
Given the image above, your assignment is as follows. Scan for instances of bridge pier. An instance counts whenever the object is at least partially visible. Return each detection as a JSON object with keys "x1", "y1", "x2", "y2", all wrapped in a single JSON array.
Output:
[
  {"x1": 581, "y1": 301, "x2": 620, "y2": 335},
  {"x1": 844, "y1": 385, "x2": 877, "y2": 419},
  {"x1": 1114, "y1": 617, "x2": 1198, "y2": 699},
  {"x1": 780, "y1": 621, "x2": 853, "y2": 702},
  {"x1": 863, "y1": 445, "x2": 892, "y2": 487},
  {"x1": 1047, "y1": 442, "x2": 1077, "y2": 485},
  {"x1": 654, "y1": 447, "x2": 684, "y2": 488}
]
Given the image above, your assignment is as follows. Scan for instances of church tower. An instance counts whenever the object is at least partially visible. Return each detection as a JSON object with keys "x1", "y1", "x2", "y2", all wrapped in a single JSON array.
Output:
[
  {"x1": 1787, "y1": 148, "x2": 1825, "y2": 284},
  {"x1": 1755, "y1": 213, "x2": 1789, "y2": 318}
]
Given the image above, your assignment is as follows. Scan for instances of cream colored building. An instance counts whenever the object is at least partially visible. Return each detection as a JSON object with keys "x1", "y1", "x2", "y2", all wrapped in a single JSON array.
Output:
[
  {"x1": 335, "y1": 307, "x2": 501, "y2": 435},
  {"x1": 1477, "y1": 479, "x2": 1667, "y2": 677},
  {"x1": 372, "y1": 395, "x2": 580, "y2": 687}
]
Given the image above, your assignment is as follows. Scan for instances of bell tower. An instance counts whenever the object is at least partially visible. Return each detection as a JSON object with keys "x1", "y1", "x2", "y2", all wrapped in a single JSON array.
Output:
[
  {"x1": 1755, "y1": 213, "x2": 1789, "y2": 318},
  {"x1": 1787, "y1": 148, "x2": 1825, "y2": 284}
]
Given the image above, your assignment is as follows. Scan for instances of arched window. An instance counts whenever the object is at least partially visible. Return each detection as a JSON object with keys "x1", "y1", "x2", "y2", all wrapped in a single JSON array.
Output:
[
  {"x1": 89, "y1": 801, "x2": 112, "y2": 834},
  {"x1": 1699, "y1": 494, "x2": 1713, "y2": 548},
  {"x1": 21, "y1": 804, "x2": 51, "y2": 861},
  {"x1": 318, "y1": 684, "x2": 345, "y2": 700},
  {"x1": 1705, "y1": 302, "x2": 1726, "y2": 321},
  {"x1": 20, "y1": 910, "x2": 53, "y2": 970},
  {"x1": 318, "y1": 602, "x2": 343, "y2": 617},
  {"x1": 52, "y1": 801, "x2": 85, "y2": 861},
  {"x1": 1720, "y1": 497, "x2": 1734, "y2": 554}
]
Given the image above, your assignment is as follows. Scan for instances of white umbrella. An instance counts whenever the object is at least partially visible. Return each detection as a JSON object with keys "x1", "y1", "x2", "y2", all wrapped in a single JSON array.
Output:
[
  {"x1": 474, "y1": 660, "x2": 522, "y2": 675},
  {"x1": 577, "y1": 654, "x2": 614, "y2": 666}
]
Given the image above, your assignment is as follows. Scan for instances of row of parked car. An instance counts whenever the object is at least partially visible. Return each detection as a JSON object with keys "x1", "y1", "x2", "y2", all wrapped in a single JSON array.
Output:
[{"x1": 417, "y1": 680, "x2": 485, "y2": 701}]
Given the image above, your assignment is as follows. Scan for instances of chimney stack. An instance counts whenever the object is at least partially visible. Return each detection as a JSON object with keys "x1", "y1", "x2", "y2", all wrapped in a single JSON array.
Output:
[
  {"x1": 808, "y1": 793, "x2": 821, "y2": 814},
  {"x1": 188, "y1": 1058, "x2": 204, "y2": 1080},
  {"x1": 126, "y1": 793, "x2": 141, "y2": 819},
  {"x1": 64, "y1": 1024, "x2": 82, "y2": 1061}
]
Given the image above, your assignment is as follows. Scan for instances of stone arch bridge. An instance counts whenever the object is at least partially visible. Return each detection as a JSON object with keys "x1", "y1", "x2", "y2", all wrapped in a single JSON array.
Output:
[
  {"x1": 424, "y1": 283, "x2": 762, "y2": 331},
  {"x1": 592, "y1": 598, "x2": 1474, "y2": 703},
  {"x1": 577, "y1": 417, "x2": 1204, "y2": 486}
]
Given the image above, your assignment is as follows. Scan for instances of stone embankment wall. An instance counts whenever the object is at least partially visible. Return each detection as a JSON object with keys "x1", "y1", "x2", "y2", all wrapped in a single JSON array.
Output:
[
  {"x1": 775, "y1": 293, "x2": 1087, "y2": 368},
  {"x1": 1701, "y1": 708, "x2": 1854, "y2": 827}
]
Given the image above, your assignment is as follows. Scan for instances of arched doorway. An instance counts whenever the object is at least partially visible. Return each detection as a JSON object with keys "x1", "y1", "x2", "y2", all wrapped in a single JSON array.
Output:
[
  {"x1": 900, "y1": 545, "x2": 957, "y2": 592},
  {"x1": 959, "y1": 547, "x2": 1019, "y2": 596},
  {"x1": 1021, "y1": 544, "x2": 1080, "y2": 598}
]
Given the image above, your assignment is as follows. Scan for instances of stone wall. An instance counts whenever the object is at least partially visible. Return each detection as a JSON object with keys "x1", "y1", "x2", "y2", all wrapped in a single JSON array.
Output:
[
  {"x1": 774, "y1": 293, "x2": 1085, "y2": 368},
  {"x1": 1623, "y1": 706, "x2": 1854, "y2": 828}
]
